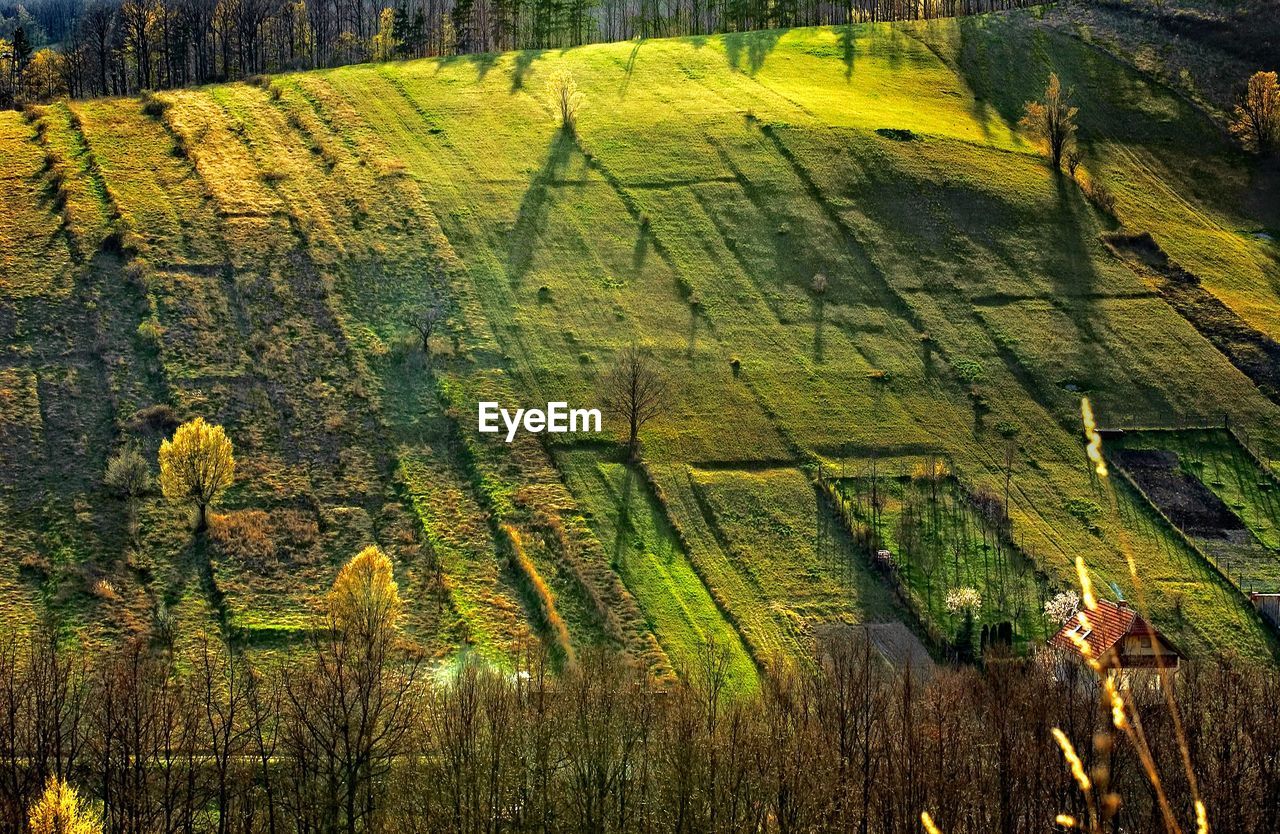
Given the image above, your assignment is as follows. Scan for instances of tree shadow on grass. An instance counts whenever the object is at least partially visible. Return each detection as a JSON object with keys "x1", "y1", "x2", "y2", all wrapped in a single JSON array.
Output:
[
  {"x1": 632, "y1": 224, "x2": 649, "y2": 272},
  {"x1": 1048, "y1": 171, "x2": 1106, "y2": 343},
  {"x1": 812, "y1": 297, "x2": 826, "y2": 364},
  {"x1": 610, "y1": 466, "x2": 637, "y2": 571},
  {"x1": 511, "y1": 49, "x2": 545, "y2": 92},
  {"x1": 619, "y1": 40, "x2": 644, "y2": 97},
  {"x1": 434, "y1": 50, "x2": 501, "y2": 82},
  {"x1": 723, "y1": 29, "x2": 784, "y2": 76},
  {"x1": 687, "y1": 305, "x2": 699, "y2": 360},
  {"x1": 507, "y1": 131, "x2": 576, "y2": 288},
  {"x1": 839, "y1": 23, "x2": 857, "y2": 82}
]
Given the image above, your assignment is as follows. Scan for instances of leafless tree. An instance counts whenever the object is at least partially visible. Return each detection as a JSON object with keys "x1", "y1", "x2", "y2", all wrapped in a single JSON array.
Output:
[
  {"x1": 601, "y1": 346, "x2": 668, "y2": 460},
  {"x1": 408, "y1": 296, "x2": 447, "y2": 362}
]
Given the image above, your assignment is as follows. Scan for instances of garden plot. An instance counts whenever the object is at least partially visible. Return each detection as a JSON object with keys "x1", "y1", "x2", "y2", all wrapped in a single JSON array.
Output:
[
  {"x1": 829, "y1": 465, "x2": 1050, "y2": 652},
  {"x1": 1110, "y1": 429, "x2": 1280, "y2": 594}
]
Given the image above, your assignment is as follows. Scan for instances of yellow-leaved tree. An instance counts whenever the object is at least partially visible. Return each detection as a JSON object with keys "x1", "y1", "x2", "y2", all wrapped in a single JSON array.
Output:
[
  {"x1": 1020, "y1": 72, "x2": 1078, "y2": 171},
  {"x1": 328, "y1": 545, "x2": 403, "y2": 647},
  {"x1": 28, "y1": 776, "x2": 101, "y2": 834},
  {"x1": 1230, "y1": 71, "x2": 1279, "y2": 155},
  {"x1": 158, "y1": 417, "x2": 235, "y2": 531}
]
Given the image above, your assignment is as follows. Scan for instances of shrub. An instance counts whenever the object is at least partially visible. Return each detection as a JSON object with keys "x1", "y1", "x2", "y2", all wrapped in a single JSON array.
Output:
[
  {"x1": 548, "y1": 69, "x2": 583, "y2": 135},
  {"x1": 1065, "y1": 150, "x2": 1081, "y2": 178},
  {"x1": 912, "y1": 458, "x2": 950, "y2": 482},
  {"x1": 139, "y1": 91, "x2": 169, "y2": 118},
  {"x1": 953, "y1": 358, "x2": 984, "y2": 384},
  {"x1": 945, "y1": 586, "x2": 982, "y2": 615},
  {"x1": 1044, "y1": 590, "x2": 1080, "y2": 624},
  {"x1": 27, "y1": 776, "x2": 101, "y2": 834},
  {"x1": 137, "y1": 319, "x2": 163, "y2": 350},
  {"x1": 1065, "y1": 497, "x2": 1103, "y2": 533},
  {"x1": 1081, "y1": 175, "x2": 1116, "y2": 216},
  {"x1": 104, "y1": 443, "x2": 152, "y2": 500},
  {"x1": 91, "y1": 579, "x2": 120, "y2": 602}
]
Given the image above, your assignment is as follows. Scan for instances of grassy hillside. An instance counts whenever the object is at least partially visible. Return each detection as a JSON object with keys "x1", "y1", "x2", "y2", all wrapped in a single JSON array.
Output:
[{"x1": 2, "y1": 10, "x2": 1279, "y2": 674}]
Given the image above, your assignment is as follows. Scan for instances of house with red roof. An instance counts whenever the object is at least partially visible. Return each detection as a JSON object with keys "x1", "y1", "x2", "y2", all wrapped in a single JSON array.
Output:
[{"x1": 1050, "y1": 598, "x2": 1180, "y2": 670}]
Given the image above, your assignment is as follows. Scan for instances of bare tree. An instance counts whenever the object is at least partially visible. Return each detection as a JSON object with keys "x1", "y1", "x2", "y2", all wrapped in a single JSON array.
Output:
[
  {"x1": 601, "y1": 347, "x2": 668, "y2": 460},
  {"x1": 407, "y1": 296, "x2": 447, "y2": 362}
]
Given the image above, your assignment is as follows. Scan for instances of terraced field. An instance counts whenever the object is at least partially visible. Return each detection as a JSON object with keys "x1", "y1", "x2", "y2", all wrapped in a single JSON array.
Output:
[{"x1": 2, "y1": 11, "x2": 1279, "y2": 670}]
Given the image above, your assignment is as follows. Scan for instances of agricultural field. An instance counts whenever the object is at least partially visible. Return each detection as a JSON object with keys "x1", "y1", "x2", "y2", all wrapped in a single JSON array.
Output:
[
  {"x1": 1109, "y1": 428, "x2": 1280, "y2": 595},
  {"x1": 2, "y1": 7, "x2": 1280, "y2": 677},
  {"x1": 828, "y1": 464, "x2": 1050, "y2": 652}
]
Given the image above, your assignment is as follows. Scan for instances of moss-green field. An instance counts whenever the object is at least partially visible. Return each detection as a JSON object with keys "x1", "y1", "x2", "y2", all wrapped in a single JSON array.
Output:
[{"x1": 2, "y1": 10, "x2": 1279, "y2": 678}]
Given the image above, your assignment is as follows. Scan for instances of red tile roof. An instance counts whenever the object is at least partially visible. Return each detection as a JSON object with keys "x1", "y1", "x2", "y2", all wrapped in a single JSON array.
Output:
[{"x1": 1049, "y1": 599, "x2": 1175, "y2": 664}]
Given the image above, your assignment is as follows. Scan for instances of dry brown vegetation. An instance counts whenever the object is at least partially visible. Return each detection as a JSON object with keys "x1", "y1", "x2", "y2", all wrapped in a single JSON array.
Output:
[{"x1": 0, "y1": 629, "x2": 1278, "y2": 834}]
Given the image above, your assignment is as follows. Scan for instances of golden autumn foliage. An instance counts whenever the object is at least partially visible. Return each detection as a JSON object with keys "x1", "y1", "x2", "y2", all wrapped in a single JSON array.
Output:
[
  {"x1": 158, "y1": 417, "x2": 234, "y2": 530},
  {"x1": 1230, "y1": 71, "x2": 1279, "y2": 154},
  {"x1": 328, "y1": 545, "x2": 403, "y2": 642},
  {"x1": 1020, "y1": 72, "x2": 1078, "y2": 170},
  {"x1": 27, "y1": 777, "x2": 101, "y2": 834}
]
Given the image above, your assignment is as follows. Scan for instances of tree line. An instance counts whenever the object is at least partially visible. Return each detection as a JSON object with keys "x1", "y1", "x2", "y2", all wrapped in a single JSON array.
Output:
[
  {"x1": 3, "y1": 609, "x2": 1280, "y2": 832},
  {"x1": 4, "y1": 415, "x2": 1279, "y2": 834},
  {"x1": 0, "y1": 0, "x2": 1039, "y2": 105}
]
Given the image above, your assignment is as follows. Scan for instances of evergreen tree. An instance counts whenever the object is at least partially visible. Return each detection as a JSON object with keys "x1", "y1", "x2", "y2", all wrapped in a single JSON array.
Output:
[{"x1": 12, "y1": 26, "x2": 32, "y2": 72}]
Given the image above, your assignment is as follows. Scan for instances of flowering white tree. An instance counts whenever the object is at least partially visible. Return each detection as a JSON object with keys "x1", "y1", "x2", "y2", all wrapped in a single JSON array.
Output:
[
  {"x1": 1044, "y1": 590, "x2": 1080, "y2": 624},
  {"x1": 946, "y1": 587, "x2": 982, "y2": 615}
]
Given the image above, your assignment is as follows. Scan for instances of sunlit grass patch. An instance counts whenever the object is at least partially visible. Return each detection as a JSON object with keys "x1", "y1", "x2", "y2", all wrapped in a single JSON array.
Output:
[
  {"x1": 0, "y1": 111, "x2": 72, "y2": 297},
  {"x1": 559, "y1": 449, "x2": 758, "y2": 691},
  {"x1": 688, "y1": 466, "x2": 900, "y2": 648}
]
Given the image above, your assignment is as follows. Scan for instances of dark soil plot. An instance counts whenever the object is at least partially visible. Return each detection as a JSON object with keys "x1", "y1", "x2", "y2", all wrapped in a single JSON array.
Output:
[
  {"x1": 1111, "y1": 448, "x2": 1245, "y2": 538},
  {"x1": 1105, "y1": 233, "x2": 1280, "y2": 407},
  {"x1": 1110, "y1": 430, "x2": 1280, "y2": 594}
]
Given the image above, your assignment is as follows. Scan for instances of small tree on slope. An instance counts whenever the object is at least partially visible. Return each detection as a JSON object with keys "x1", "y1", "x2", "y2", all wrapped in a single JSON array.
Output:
[
  {"x1": 1020, "y1": 73, "x2": 1078, "y2": 171},
  {"x1": 159, "y1": 417, "x2": 235, "y2": 531}
]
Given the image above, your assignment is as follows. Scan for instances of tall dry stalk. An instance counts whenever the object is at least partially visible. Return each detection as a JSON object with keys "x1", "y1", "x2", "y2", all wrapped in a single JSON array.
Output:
[
  {"x1": 1050, "y1": 397, "x2": 1206, "y2": 834},
  {"x1": 921, "y1": 398, "x2": 1210, "y2": 834}
]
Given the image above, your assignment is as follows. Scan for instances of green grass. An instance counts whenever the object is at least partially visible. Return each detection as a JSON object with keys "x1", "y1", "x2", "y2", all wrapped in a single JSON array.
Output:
[
  {"x1": 1, "y1": 12, "x2": 1278, "y2": 665},
  {"x1": 832, "y1": 471, "x2": 1049, "y2": 649},
  {"x1": 688, "y1": 466, "x2": 901, "y2": 646},
  {"x1": 1111, "y1": 428, "x2": 1280, "y2": 595},
  {"x1": 559, "y1": 450, "x2": 758, "y2": 690}
]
